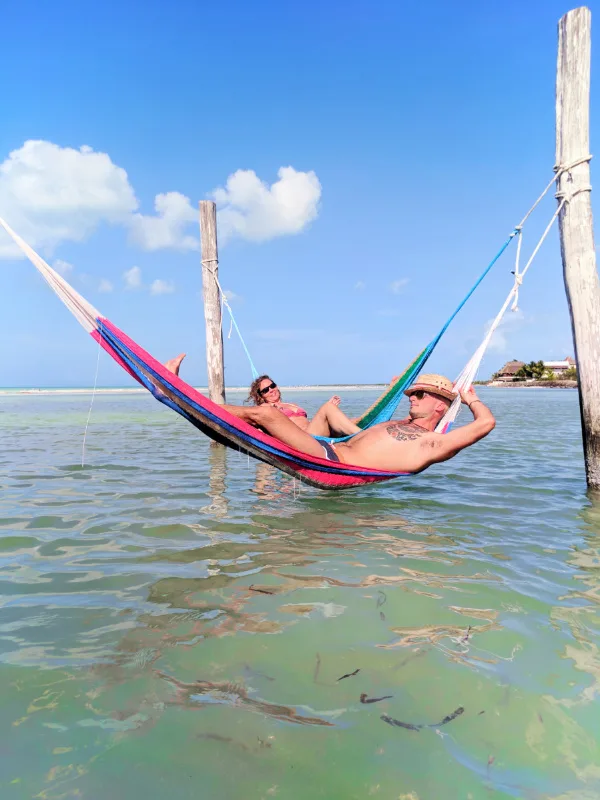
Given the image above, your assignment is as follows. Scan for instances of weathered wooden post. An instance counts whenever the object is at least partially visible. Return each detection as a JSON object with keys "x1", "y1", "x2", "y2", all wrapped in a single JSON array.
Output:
[
  {"x1": 199, "y1": 200, "x2": 225, "y2": 404},
  {"x1": 556, "y1": 6, "x2": 600, "y2": 489}
]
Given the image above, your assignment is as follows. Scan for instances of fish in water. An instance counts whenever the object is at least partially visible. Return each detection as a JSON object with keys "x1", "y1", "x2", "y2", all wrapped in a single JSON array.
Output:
[
  {"x1": 313, "y1": 653, "x2": 321, "y2": 684},
  {"x1": 360, "y1": 693, "x2": 393, "y2": 704},
  {"x1": 381, "y1": 706, "x2": 464, "y2": 732},
  {"x1": 337, "y1": 668, "x2": 360, "y2": 682},
  {"x1": 243, "y1": 664, "x2": 275, "y2": 682}
]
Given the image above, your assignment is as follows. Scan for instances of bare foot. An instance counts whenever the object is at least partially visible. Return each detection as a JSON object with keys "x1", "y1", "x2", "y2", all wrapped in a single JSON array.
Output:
[
  {"x1": 329, "y1": 395, "x2": 341, "y2": 406},
  {"x1": 164, "y1": 353, "x2": 186, "y2": 376}
]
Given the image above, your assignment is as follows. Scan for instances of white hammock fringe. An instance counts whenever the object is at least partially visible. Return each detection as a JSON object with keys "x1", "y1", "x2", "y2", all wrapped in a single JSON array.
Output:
[{"x1": 0, "y1": 217, "x2": 101, "y2": 333}]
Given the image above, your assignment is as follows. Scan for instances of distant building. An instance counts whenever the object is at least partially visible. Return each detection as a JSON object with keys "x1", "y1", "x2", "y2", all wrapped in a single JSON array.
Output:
[
  {"x1": 494, "y1": 360, "x2": 525, "y2": 382},
  {"x1": 543, "y1": 356, "x2": 577, "y2": 376}
]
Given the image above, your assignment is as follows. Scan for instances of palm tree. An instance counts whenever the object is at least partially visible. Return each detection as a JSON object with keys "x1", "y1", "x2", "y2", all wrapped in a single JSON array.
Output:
[{"x1": 516, "y1": 360, "x2": 546, "y2": 380}]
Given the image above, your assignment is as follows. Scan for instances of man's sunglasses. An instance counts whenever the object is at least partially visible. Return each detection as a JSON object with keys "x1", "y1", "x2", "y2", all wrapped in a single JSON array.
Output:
[
  {"x1": 411, "y1": 390, "x2": 427, "y2": 400},
  {"x1": 259, "y1": 382, "x2": 277, "y2": 396}
]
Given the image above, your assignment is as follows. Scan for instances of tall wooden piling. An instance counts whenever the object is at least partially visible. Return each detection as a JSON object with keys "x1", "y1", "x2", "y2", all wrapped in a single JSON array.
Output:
[
  {"x1": 556, "y1": 7, "x2": 600, "y2": 489},
  {"x1": 199, "y1": 200, "x2": 225, "y2": 404}
]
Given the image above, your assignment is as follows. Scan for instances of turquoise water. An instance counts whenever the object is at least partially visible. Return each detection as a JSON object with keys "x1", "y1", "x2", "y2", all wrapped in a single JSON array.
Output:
[{"x1": 0, "y1": 388, "x2": 598, "y2": 799}]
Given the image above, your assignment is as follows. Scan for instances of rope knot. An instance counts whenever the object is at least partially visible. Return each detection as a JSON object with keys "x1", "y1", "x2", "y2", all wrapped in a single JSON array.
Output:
[
  {"x1": 554, "y1": 154, "x2": 592, "y2": 174},
  {"x1": 555, "y1": 185, "x2": 592, "y2": 204}
]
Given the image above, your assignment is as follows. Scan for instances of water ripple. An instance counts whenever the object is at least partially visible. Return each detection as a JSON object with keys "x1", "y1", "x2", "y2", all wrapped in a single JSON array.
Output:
[{"x1": 0, "y1": 389, "x2": 599, "y2": 799}]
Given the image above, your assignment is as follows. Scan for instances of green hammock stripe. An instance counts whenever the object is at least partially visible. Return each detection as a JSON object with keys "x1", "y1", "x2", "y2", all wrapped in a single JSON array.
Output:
[{"x1": 355, "y1": 348, "x2": 427, "y2": 429}]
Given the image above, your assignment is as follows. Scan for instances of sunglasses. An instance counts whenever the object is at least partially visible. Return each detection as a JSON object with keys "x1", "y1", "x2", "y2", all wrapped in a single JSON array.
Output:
[
  {"x1": 411, "y1": 390, "x2": 428, "y2": 400},
  {"x1": 259, "y1": 382, "x2": 278, "y2": 396}
]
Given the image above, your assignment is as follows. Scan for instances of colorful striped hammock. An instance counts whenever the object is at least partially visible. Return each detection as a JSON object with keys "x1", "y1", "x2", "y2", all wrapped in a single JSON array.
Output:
[{"x1": 0, "y1": 216, "x2": 531, "y2": 490}]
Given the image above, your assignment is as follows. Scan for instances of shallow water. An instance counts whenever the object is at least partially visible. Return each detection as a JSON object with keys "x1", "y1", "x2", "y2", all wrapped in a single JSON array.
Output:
[{"x1": 0, "y1": 387, "x2": 599, "y2": 799}]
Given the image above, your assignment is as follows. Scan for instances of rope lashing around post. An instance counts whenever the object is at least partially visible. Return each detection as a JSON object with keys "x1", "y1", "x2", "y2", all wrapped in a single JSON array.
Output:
[
  {"x1": 555, "y1": 184, "x2": 593, "y2": 203},
  {"x1": 508, "y1": 155, "x2": 593, "y2": 313},
  {"x1": 554, "y1": 154, "x2": 593, "y2": 174},
  {"x1": 554, "y1": 154, "x2": 593, "y2": 204},
  {"x1": 201, "y1": 258, "x2": 259, "y2": 380}
]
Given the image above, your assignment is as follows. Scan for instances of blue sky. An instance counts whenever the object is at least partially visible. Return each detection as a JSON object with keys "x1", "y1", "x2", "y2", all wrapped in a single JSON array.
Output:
[{"x1": 0, "y1": 0, "x2": 595, "y2": 387}]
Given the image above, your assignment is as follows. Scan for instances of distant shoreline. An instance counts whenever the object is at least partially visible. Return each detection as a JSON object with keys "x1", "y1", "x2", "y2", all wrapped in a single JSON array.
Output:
[
  {"x1": 0, "y1": 384, "x2": 389, "y2": 397},
  {"x1": 486, "y1": 380, "x2": 578, "y2": 389},
  {"x1": 0, "y1": 381, "x2": 580, "y2": 397}
]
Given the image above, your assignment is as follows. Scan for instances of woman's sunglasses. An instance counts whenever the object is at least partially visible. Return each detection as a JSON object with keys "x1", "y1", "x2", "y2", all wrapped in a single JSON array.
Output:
[{"x1": 259, "y1": 382, "x2": 277, "y2": 396}]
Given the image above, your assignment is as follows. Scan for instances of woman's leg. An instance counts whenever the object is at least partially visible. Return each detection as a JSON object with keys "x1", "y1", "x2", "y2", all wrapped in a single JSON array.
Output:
[{"x1": 306, "y1": 402, "x2": 362, "y2": 437}]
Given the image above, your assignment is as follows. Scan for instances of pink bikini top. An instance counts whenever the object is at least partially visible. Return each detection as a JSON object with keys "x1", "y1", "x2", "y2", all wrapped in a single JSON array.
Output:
[{"x1": 275, "y1": 403, "x2": 308, "y2": 419}]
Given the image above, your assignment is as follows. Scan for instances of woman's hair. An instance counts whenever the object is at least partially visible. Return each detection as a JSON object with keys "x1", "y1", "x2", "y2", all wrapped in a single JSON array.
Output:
[{"x1": 247, "y1": 375, "x2": 275, "y2": 406}]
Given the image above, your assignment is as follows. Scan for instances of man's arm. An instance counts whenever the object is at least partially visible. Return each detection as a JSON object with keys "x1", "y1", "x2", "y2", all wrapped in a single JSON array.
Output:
[{"x1": 433, "y1": 388, "x2": 495, "y2": 462}]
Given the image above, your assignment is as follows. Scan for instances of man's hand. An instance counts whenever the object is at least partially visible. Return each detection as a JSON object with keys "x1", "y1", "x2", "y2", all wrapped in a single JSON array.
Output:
[
  {"x1": 459, "y1": 386, "x2": 479, "y2": 407},
  {"x1": 431, "y1": 388, "x2": 495, "y2": 464}
]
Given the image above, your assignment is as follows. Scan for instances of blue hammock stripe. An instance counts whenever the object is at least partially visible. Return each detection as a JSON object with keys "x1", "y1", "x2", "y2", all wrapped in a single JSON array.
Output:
[
  {"x1": 317, "y1": 229, "x2": 519, "y2": 442},
  {"x1": 97, "y1": 322, "x2": 407, "y2": 479}
]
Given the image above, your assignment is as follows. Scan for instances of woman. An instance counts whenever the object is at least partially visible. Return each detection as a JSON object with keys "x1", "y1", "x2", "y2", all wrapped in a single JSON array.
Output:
[
  {"x1": 247, "y1": 375, "x2": 360, "y2": 438},
  {"x1": 161, "y1": 357, "x2": 361, "y2": 440}
]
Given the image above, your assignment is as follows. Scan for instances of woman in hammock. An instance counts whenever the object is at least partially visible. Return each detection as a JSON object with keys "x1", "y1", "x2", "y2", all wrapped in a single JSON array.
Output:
[
  {"x1": 247, "y1": 374, "x2": 360, "y2": 437},
  {"x1": 164, "y1": 356, "x2": 360, "y2": 439}
]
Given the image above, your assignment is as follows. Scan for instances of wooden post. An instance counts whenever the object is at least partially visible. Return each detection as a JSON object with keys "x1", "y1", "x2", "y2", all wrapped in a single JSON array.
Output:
[
  {"x1": 199, "y1": 200, "x2": 225, "y2": 404},
  {"x1": 556, "y1": 7, "x2": 600, "y2": 489}
]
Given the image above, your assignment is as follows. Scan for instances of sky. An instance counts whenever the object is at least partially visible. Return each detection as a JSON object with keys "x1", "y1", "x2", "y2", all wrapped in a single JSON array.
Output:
[{"x1": 0, "y1": 0, "x2": 597, "y2": 388}]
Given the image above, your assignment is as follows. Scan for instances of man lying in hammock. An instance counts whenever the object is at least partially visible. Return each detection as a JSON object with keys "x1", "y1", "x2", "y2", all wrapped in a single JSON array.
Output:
[
  {"x1": 224, "y1": 374, "x2": 493, "y2": 473},
  {"x1": 163, "y1": 360, "x2": 495, "y2": 474}
]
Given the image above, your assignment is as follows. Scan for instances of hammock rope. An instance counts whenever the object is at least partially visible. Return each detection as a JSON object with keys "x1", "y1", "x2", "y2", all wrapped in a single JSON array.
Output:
[
  {"x1": 435, "y1": 185, "x2": 583, "y2": 433},
  {"x1": 202, "y1": 259, "x2": 259, "y2": 380}
]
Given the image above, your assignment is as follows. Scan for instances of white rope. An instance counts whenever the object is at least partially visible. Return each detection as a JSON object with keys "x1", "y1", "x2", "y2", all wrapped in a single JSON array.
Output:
[
  {"x1": 436, "y1": 195, "x2": 571, "y2": 432},
  {"x1": 202, "y1": 260, "x2": 258, "y2": 378},
  {"x1": 81, "y1": 322, "x2": 103, "y2": 467},
  {"x1": 511, "y1": 230, "x2": 523, "y2": 312},
  {"x1": 438, "y1": 155, "x2": 593, "y2": 432},
  {"x1": 513, "y1": 154, "x2": 591, "y2": 229}
]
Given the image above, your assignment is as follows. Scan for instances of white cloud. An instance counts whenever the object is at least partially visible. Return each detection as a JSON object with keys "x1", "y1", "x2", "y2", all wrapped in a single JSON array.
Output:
[
  {"x1": 0, "y1": 139, "x2": 322, "y2": 261},
  {"x1": 213, "y1": 166, "x2": 321, "y2": 243},
  {"x1": 354, "y1": 280, "x2": 366, "y2": 291},
  {"x1": 223, "y1": 288, "x2": 241, "y2": 303},
  {"x1": 0, "y1": 140, "x2": 137, "y2": 259},
  {"x1": 123, "y1": 265, "x2": 142, "y2": 289},
  {"x1": 390, "y1": 278, "x2": 409, "y2": 294},
  {"x1": 52, "y1": 259, "x2": 74, "y2": 276},
  {"x1": 98, "y1": 279, "x2": 113, "y2": 293},
  {"x1": 150, "y1": 278, "x2": 175, "y2": 296},
  {"x1": 129, "y1": 192, "x2": 198, "y2": 252}
]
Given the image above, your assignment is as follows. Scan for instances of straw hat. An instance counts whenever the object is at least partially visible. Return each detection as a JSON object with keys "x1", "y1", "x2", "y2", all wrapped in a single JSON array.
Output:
[{"x1": 404, "y1": 373, "x2": 457, "y2": 402}]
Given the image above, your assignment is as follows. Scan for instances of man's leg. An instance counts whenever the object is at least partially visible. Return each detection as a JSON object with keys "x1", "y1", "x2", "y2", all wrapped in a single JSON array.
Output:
[
  {"x1": 222, "y1": 404, "x2": 327, "y2": 459},
  {"x1": 306, "y1": 402, "x2": 362, "y2": 437}
]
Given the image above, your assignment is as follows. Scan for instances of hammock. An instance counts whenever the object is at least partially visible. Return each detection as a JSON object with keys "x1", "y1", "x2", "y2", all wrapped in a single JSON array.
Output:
[{"x1": 0, "y1": 173, "x2": 565, "y2": 489}]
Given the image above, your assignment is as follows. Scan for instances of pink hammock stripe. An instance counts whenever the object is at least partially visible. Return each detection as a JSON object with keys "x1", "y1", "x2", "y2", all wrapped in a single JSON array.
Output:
[{"x1": 93, "y1": 318, "x2": 408, "y2": 490}]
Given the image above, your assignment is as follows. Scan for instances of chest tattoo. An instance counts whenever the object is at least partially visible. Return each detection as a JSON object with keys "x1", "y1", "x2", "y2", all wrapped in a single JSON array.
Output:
[{"x1": 385, "y1": 422, "x2": 426, "y2": 442}]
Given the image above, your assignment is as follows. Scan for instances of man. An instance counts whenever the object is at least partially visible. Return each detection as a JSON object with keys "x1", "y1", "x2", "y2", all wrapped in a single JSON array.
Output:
[
  {"x1": 163, "y1": 358, "x2": 495, "y2": 474},
  {"x1": 225, "y1": 373, "x2": 493, "y2": 473}
]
